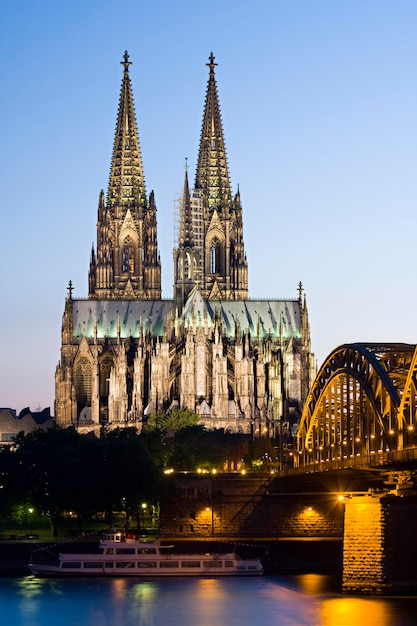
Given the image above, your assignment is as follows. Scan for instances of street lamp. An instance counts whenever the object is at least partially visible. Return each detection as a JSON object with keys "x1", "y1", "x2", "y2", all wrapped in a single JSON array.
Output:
[{"x1": 28, "y1": 508, "x2": 34, "y2": 532}]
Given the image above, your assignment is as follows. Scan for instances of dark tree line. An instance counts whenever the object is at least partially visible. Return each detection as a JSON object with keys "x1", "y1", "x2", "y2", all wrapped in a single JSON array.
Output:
[
  {"x1": 0, "y1": 427, "x2": 162, "y2": 536},
  {"x1": 0, "y1": 414, "x2": 258, "y2": 536}
]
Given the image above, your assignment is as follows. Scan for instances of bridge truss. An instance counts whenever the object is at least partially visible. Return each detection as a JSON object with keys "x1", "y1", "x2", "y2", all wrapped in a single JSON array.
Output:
[{"x1": 296, "y1": 343, "x2": 417, "y2": 466}]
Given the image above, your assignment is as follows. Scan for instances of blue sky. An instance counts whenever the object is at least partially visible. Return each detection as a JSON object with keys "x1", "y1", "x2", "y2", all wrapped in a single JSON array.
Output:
[{"x1": 1, "y1": 1, "x2": 416, "y2": 413}]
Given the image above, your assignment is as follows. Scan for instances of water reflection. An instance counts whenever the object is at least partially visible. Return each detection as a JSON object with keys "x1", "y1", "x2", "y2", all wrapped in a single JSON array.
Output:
[
  {"x1": 320, "y1": 597, "x2": 392, "y2": 626},
  {"x1": 296, "y1": 573, "x2": 335, "y2": 595},
  {"x1": 1, "y1": 575, "x2": 417, "y2": 626}
]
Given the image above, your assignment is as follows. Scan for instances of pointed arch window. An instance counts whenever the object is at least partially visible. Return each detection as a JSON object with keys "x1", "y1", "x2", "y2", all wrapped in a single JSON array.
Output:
[
  {"x1": 185, "y1": 252, "x2": 192, "y2": 280},
  {"x1": 74, "y1": 357, "x2": 92, "y2": 413},
  {"x1": 99, "y1": 356, "x2": 113, "y2": 402},
  {"x1": 210, "y1": 240, "x2": 218, "y2": 274},
  {"x1": 122, "y1": 236, "x2": 134, "y2": 273}
]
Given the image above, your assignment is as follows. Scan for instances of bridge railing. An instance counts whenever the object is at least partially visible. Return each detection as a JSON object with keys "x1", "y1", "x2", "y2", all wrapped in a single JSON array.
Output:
[
  {"x1": 284, "y1": 447, "x2": 417, "y2": 476},
  {"x1": 368, "y1": 447, "x2": 417, "y2": 468}
]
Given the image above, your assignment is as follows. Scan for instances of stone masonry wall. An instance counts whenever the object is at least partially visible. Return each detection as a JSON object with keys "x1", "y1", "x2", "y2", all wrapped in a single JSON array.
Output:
[
  {"x1": 159, "y1": 474, "x2": 343, "y2": 539},
  {"x1": 343, "y1": 495, "x2": 385, "y2": 594},
  {"x1": 343, "y1": 494, "x2": 417, "y2": 594}
]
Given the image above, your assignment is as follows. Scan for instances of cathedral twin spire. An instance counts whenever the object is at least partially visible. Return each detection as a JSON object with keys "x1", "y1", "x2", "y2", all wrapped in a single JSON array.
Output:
[
  {"x1": 175, "y1": 52, "x2": 248, "y2": 303},
  {"x1": 107, "y1": 52, "x2": 147, "y2": 209},
  {"x1": 89, "y1": 52, "x2": 161, "y2": 301},
  {"x1": 195, "y1": 52, "x2": 232, "y2": 210},
  {"x1": 89, "y1": 51, "x2": 247, "y2": 304}
]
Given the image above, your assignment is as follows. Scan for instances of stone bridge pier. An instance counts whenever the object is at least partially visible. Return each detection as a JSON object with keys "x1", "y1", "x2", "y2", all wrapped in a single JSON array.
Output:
[{"x1": 343, "y1": 478, "x2": 417, "y2": 594}]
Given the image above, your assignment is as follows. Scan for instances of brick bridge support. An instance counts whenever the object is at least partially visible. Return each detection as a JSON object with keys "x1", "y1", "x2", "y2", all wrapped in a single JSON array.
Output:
[{"x1": 343, "y1": 492, "x2": 417, "y2": 594}]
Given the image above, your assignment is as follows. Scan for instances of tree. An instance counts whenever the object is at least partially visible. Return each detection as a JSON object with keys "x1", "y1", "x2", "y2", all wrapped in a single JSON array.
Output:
[
  {"x1": 10, "y1": 428, "x2": 101, "y2": 536},
  {"x1": 98, "y1": 428, "x2": 161, "y2": 530},
  {"x1": 145, "y1": 408, "x2": 200, "y2": 433}
]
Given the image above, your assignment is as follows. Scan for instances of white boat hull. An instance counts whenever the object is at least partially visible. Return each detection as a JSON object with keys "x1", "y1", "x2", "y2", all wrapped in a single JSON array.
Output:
[{"x1": 29, "y1": 533, "x2": 263, "y2": 577}]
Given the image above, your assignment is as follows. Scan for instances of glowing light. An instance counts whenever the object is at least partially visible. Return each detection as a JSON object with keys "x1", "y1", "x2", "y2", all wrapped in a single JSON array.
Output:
[
  {"x1": 320, "y1": 597, "x2": 391, "y2": 626},
  {"x1": 338, "y1": 495, "x2": 344, "y2": 502}
]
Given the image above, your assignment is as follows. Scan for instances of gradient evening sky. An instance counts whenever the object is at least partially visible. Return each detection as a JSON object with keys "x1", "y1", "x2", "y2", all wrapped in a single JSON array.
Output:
[{"x1": 1, "y1": 1, "x2": 416, "y2": 414}]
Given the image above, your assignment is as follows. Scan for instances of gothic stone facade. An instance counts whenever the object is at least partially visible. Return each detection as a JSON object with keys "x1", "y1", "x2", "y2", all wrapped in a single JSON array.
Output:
[{"x1": 55, "y1": 53, "x2": 315, "y2": 436}]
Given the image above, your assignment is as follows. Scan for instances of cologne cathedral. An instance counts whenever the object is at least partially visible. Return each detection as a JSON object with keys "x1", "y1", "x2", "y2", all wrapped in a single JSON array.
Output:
[{"x1": 55, "y1": 52, "x2": 315, "y2": 436}]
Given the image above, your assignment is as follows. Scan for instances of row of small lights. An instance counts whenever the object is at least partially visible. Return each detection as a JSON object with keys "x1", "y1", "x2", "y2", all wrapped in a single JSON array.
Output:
[
  {"x1": 305, "y1": 426, "x2": 415, "y2": 453},
  {"x1": 163, "y1": 468, "x2": 248, "y2": 475}
]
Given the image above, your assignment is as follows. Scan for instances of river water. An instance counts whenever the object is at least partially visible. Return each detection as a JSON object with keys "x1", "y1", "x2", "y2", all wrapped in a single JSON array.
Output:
[{"x1": 2, "y1": 575, "x2": 417, "y2": 626}]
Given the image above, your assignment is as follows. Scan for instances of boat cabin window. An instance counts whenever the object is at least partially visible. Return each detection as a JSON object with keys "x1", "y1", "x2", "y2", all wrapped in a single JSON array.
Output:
[
  {"x1": 104, "y1": 533, "x2": 123, "y2": 542},
  {"x1": 181, "y1": 561, "x2": 200, "y2": 568},
  {"x1": 203, "y1": 560, "x2": 223, "y2": 568},
  {"x1": 225, "y1": 561, "x2": 234, "y2": 568},
  {"x1": 62, "y1": 562, "x2": 82, "y2": 568},
  {"x1": 116, "y1": 548, "x2": 135, "y2": 554},
  {"x1": 138, "y1": 562, "x2": 157, "y2": 568},
  {"x1": 83, "y1": 562, "x2": 102, "y2": 568},
  {"x1": 159, "y1": 561, "x2": 179, "y2": 568}
]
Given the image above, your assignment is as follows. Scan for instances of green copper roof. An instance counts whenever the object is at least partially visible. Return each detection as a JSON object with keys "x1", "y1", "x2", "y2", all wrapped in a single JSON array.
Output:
[
  {"x1": 72, "y1": 300, "x2": 173, "y2": 338},
  {"x1": 72, "y1": 293, "x2": 301, "y2": 340}
]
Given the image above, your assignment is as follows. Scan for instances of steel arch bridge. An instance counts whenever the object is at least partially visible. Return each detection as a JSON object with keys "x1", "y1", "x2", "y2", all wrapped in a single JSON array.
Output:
[{"x1": 296, "y1": 343, "x2": 417, "y2": 467}]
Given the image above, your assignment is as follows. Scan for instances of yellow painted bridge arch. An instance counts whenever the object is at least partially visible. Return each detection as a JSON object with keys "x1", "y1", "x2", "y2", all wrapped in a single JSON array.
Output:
[{"x1": 296, "y1": 343, "x2": 417, "y2": 465}]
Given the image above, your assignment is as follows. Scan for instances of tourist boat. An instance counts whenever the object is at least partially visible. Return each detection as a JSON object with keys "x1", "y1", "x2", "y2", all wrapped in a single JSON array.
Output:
[{"x1": 29, "y1": 531, "x2": 263, "y2": 577}]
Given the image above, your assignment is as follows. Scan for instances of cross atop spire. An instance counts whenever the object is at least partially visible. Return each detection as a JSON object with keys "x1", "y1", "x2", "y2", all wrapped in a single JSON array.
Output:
[
  {"x1": 121, "y1": 50, "x2": 132, "y2": 73},
  {"x1": 207, "y1": 52, "x2": 217, "y2": 73}
]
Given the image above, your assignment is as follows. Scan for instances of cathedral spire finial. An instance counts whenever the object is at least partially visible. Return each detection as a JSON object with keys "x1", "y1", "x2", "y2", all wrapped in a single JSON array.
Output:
[
  {"x1": 298, "y1": 281, "x2": 303, "y2": 306},
  {"x1": 207, "y1": 52, "x2": 217, "y2": 73},
  {"x1": 121, "y1": 51, "x2": 132, "y2": 73}
]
